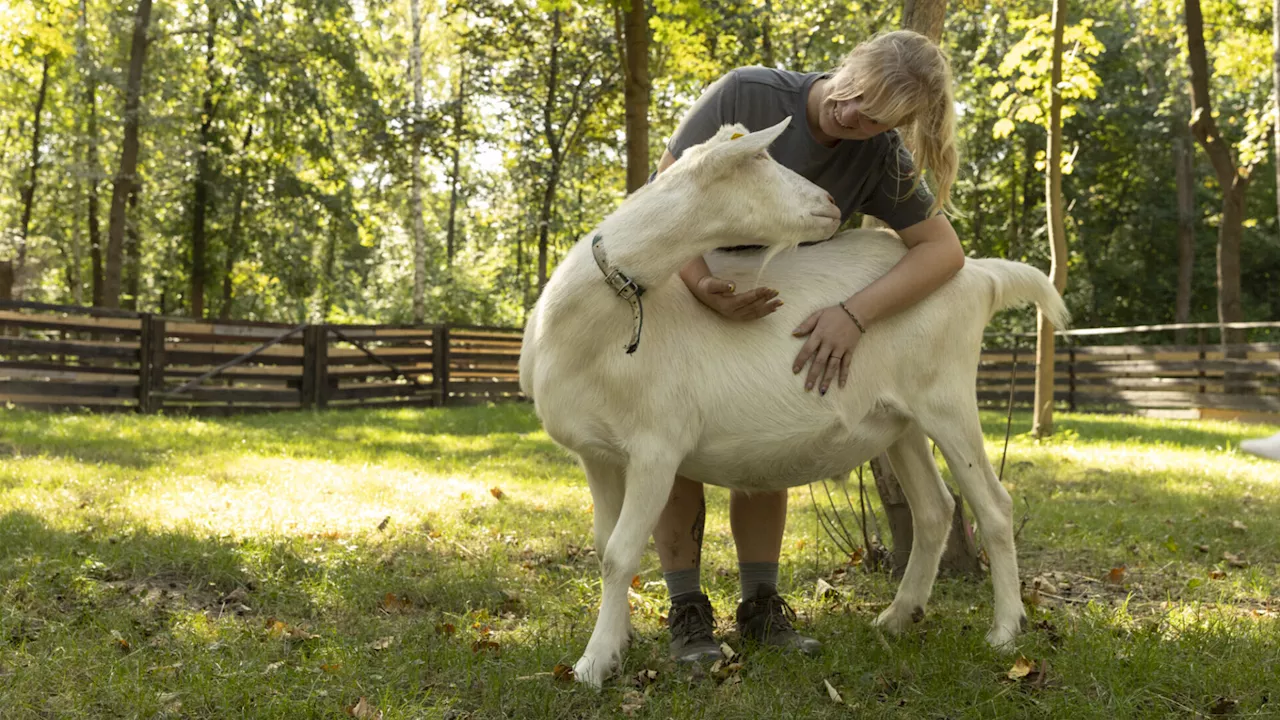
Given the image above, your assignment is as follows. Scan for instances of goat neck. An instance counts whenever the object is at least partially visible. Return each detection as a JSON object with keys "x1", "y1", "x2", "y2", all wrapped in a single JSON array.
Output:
[{"x1": 589, "y1": 183, "x2": 747, "y2": 291}]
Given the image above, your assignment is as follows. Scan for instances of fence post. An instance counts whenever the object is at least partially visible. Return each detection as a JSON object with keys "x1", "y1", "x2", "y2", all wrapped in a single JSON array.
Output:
[
  {"x1": 316, "y1": 325, "x2": 329, "y2": 409},
  {"x1": 1196, "y1": 328, "x2": 1207, "y2": 396},
  {"x1": 139, "y1": 316, "x2": 165, "y2": 414},
  {"x1": 433, "y1": 324, "x2": 450, "y2": 406},
  {"x1": 1068, "y1": 343, "x2": 1076, "y2": 413},
  {"x1": 302, "y1": 324, "x2": 321, "y2": 410}
]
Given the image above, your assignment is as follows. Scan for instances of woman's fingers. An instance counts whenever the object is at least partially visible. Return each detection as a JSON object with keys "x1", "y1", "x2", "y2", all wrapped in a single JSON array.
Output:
[
  {"x1": 819, "y1": 353, "x2": 842, "y2": 395},
  {"x1": 839, "y1": 351, "x2": 853, "y2": 389}
]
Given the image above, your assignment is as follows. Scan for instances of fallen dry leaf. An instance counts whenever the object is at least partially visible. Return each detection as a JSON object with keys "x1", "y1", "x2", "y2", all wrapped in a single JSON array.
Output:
[
  {"x1": 379, "y1": 593, "x2": 412, "y2": 614},
  {"x1": 710, "y1": 659, "x2": 744, "y2": 684},
  {"x1": 368, "y1": 636, "x2": 395, "y2": 651},
  {"x1": 347, "y1": 696, "x2": 382, "y2": 719},
  {"x1": 471, "y1": 639, "x2": 501, "y2": 654},
  {"x1": 490, "y1": 487, "x2": 505, "y2": 500},
  {"x1": 427, "y1": 529, "x2": 442, "y2": 539},
  {"x1": 824, "y1": 678, "x2": 843, "y2": 704},
  {"x1": 1223, "y1": 551, "x2": 1249, "y2": 569},
  {"x1": 815, "y1": 578, "x2": 840, "y2": 601},
  {"x1": 1007, "y1": 656, "x2": 1034, "y2": 680},
  {"x1": 719, "y1": 642, "x2": 738, "y2": 662},
  {"x1": 262, "y1": 660, "x2": 285, "y2": 674},
  {"x1": 1209, "y1": 696, "x2": 1238, "y2": 715},
  {"x1": 620, "y1": 690, "x2": 646, "y2": 716},
  {"x1": 265, "y1": 619, "x2": 318, "y2": 641},
  {"x1": 1209, "y1": 570, "x2": 1227, "y2": 580},
  {"x1": 552, "y1": 663, "x2": 575, "y2": 682},
  {"x1": 1105, "y1": 567, "x2": 1127, "y2": 586},
  {"x1": 634, "y1": 669, "x2": 658, "y2": 688},
  {"x1": 848, "y1": 547, "x2": 865, "y2": 566},
  {"x1": 1230, "y1": 520, "x2": 1248, "y2": 532},
  {"x1": 376, "y1": 516, "x2": 390, "y2": 532},
  {"x1": 320, "y1": 663, "x2": 342, "y2": 674},
  {"x1": 109, "y1": 629, "x2": 131, "y2": 652},
  {"x1": 631, "y1": 575, "x2": 643, "y2": 590},
  {"x1": 435, "y1": 622, "x2": 456, "y2": 636}
]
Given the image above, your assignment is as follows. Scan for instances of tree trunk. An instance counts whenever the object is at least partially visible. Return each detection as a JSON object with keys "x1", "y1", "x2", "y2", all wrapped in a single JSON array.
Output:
[
  {"x1": 220, "y1": 122, "x2": 254, "y2": 319},
  {"x1": 408, "y1": 0, "x2": 428, "y2": 322},
  {"x1": 79, "y1": 0, "x2": 105, "y2": 306},
  {"x1": 864, "y1": 0, "x2": 978, "y2": 579},
  {"x1": 1274, "y1": 0, "x2": 1280, "y2": 225},
  {"x1": 104, "y1": 0, "x2": 153, "y2": 308},
  {"x1": 15, "y1": 54, "x2": 52, "y2": 296},
  {"x1": 902, "y1": 0, "x2": 946, "y2": 41},
  {"x1": 537, "y1": 9, "x2": 563, "y2": 293},
  {"x1": 447, "y1": 53, "x2": 466, "y2": 265},
  {"x1": 190, "y1": 9, "x2": 219, "y2": 319},
  {"x1": 621, "y1": 0, "x2": 650, "y2": 194},
  {"x1": 760, "y1": 0, "x2": 774, "y2": 67},
  {"x1": 1185, "y1": 0, "x2": 1248, "y2": 348},
  {"x1": 1032, "y1": 0, "x2": 1068, "y2": 438},
  {"x1": 1174, "y1": 126, "x2": 1195, "y2": 340},
  {"x1": 0, "y1": 262, "x2": 13, "y2": 302},
  {"x1": 125, "y1": 187, "x2": 141, "y2": 310}
]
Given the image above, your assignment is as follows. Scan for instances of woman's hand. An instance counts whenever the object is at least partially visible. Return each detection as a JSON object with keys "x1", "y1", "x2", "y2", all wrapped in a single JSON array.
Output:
[
  {"x1": 692, "y1": 275, "x2": 782, "y2": 321},
  {"x1": 791, "y1": 305, "x2": 863, "y2": 394}
]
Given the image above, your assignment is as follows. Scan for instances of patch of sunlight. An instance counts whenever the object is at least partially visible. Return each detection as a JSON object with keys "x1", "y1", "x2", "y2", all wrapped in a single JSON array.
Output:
[
  {"x1": 126, "y1": 456, "x2": 494, "y2": 537},
  {"x1": 1006, "y1": 440, "x2": 1279, "y2": 489},
  {"x1": 170, "y1": 608, "x2": 221, "y2": 646}
]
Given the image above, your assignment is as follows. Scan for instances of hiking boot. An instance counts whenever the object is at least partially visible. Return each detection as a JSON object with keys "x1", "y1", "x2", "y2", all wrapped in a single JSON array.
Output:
[
  {"x1": 735, "y1": 584, "x2": 822, "y2": 656},
  {"x1": 667, "y1": 592, "x2": 724, "y2": 663}
]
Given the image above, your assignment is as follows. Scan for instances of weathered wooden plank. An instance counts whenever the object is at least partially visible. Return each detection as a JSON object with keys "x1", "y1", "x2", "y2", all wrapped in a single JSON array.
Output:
[
  {"x1": 0, "y1": 380, "x2": 140, "y2": 399},
  {"x1": 0, "y1": 337, "x2": 140, "y2": 359},
  {"x1": 165, "y1": 322, "x2": 301, "y2": 340},
  {"x1": 163, "y1": 350, "x2": 304, "y2": 367},
  {"x1": 0, "y1": 367, "x2": 140, "y2": 384},
  {"x1": 0, "y1": 310, "x2": 142, "y2": 334},
  {"x1": 161, "y1": 386, "x2": 302, "y2": 403},
  {"x1": 164, "y1": 341, "x2": 304, "y2": 358},
  {"x1": 0, "y1": 360, "x2": 137, "y2": 377},
  {"x1": 328, "y1": 384, "x2": 437, "y2": 401}
]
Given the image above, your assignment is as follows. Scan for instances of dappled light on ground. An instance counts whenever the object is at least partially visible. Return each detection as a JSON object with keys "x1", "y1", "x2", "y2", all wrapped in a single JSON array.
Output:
[{"x1": 1, "y1": 405, "x2": 1277, "y2": 718}]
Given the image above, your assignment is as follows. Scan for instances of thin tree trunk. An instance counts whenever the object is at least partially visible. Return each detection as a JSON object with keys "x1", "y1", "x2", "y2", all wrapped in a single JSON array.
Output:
[
  {"x1": 760, "y1": 0, "x2": 774, "y2": 66},
  {"x1": 0, "y1": 262, "x2": 13, "y2": 302},
  {"x1": 408, "y1": 0, "x2": 428, "y2": 322},
  {"x1": 1274, "y1": 0, "x2": 1280, "y2": 225},
  {"x1": 220, "y1": 121, "x2": 253, "y2": 319},
  {"x1": 104, "y1": 0, "x2": 153, "y2": 308},
  {"x1": 1033, "y1": 0, "x2": 1068, "y2": 437},
  {"x1": 537, "y1": 9, "x2": 563, "y2": 292},
  {"x1": 1174, "y1": 126, "x2": 1195, "y2": 340},
  {"x1": 79, "y1": 0, "x2": 104, "y2": 306},
  {"x1": 1185, "y1": 0, "x2": 1248, "y2": 348},
  {"x1": 15, "y1": 54, "x2": 52, "y2": 293},
  {"x1": 864, "y1": 0, "x2": 978, "y2": 579},
  {"x1": 621, "y1": 0, "x2": 650, "y2": 194},
  {"x1": 446, "y1": 54, "x2": 466, "y2": 265},
  {"x1": 125, "y1": 187, "x2": 141, "y2": 310},
  {"x1": 190, "y1": 9, "x2": 219, "y2": 319}
]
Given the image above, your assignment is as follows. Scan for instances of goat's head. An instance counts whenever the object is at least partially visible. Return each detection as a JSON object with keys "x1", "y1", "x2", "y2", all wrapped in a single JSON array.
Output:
[{"x1": 666, "y1": 117, "x2": 842, "y2": 248}]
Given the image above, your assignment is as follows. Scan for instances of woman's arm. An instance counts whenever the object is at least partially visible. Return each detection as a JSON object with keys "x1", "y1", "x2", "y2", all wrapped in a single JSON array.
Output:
[{"x1": 791, "y1": 214, "x2": 965, "y2": 394}]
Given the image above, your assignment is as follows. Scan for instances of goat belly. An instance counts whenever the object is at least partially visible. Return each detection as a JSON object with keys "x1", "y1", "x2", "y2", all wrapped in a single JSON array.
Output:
[{"x1": 677, "y1": 410, "x2": 906, "y2": 492}]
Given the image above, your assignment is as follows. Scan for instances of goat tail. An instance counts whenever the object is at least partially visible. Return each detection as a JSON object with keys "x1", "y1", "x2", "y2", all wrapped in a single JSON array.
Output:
[{"x1": 969, "y1": 259, "x2": 1070, "y2": 329}]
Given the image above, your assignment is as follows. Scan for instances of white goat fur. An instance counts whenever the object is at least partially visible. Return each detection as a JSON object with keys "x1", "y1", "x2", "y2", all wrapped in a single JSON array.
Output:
[{"x1": 519, "y1": 118, "x2": 1069, "y2": 687}]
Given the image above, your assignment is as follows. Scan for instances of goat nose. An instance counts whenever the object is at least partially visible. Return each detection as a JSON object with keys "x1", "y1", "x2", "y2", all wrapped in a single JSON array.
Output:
[{"x1": 825, "y1": 193, "x2": 836, "y2": 206}]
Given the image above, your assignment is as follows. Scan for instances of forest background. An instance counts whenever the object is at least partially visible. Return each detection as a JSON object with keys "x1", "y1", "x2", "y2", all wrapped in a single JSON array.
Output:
[{"x1": 0, "y1": 0, "x2": 1276, "y2": 333}]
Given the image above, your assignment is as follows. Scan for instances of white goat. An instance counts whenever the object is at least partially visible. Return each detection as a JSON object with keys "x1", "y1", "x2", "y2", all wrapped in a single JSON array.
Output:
[{"x1": 519, "y1": 118, "x2": 1068, "y2": 687}]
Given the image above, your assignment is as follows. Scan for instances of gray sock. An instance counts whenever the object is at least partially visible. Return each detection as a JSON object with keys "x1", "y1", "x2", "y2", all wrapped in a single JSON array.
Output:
[
  {"x1": 739, "y1": 562, "x2": 779, "y2": 600},
  {"x1": 664, "y1": 568, "x2": 702, "y2": 602}
]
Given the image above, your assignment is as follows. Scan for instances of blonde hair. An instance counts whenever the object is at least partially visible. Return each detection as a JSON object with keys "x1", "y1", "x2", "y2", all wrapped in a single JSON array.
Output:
[{"x1": 828, "y1": 30, "x2": 958, "y2": 217}]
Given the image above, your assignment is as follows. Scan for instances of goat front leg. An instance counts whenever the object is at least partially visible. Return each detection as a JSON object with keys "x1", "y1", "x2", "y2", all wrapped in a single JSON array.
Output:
[
  {"x1": 575, "y1": 449, "x2": 679, "y2": 687},
  {"x1": 918, "y1": 402, "x2": 1025, "y2": 650},
  {"x1": 582, "y1": 457, "x2": 625, "y2": 557},
  {"x1": 873, "y1": 425, "x2": 955, "y2": 634}
]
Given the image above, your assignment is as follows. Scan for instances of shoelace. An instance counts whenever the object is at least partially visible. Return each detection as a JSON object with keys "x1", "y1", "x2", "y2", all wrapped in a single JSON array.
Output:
[
  {"x1": 750, "y1": 593, "x2": 797, "y2": 630},
  {"x1": 672, "y1": 601, "x2": 715, "y2": 640}
]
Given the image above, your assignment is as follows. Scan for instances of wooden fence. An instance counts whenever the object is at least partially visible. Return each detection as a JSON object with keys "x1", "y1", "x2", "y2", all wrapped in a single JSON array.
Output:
[
  {"x1": 2, "y1": 301, "x2": 1278, "y2": 420},
  {"x1": 0, "y1": 300, "x2": 521, "y2": 415}
]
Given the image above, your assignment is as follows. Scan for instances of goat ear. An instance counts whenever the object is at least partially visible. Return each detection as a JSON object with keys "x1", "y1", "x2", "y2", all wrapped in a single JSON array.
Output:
[{"x1": 723, "y1": 116, "x2": 791, "y2": 159}]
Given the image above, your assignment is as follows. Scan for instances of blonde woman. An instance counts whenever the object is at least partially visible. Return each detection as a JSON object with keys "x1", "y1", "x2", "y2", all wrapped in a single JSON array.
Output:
[{"x1": 650, "y1": 30, "x2": 967, "y2": 662}]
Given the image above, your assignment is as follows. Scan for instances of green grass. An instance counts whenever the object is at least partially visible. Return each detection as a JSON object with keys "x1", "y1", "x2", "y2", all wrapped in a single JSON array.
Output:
[{"x1": 1, "y1": 404, "x2": 1278, "y2": 718}]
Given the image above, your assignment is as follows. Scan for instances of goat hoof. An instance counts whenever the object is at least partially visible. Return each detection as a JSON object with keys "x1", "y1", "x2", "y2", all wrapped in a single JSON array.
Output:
[
  {"x1": 872, "y1": 604, "x2": 916, "y2": 635},
  {"x1": 573, "y1": 655, "x2": 610, "y2": 689},
  {"x1": 985, "y1": 624, "x2": 1019, "y2": 651}
]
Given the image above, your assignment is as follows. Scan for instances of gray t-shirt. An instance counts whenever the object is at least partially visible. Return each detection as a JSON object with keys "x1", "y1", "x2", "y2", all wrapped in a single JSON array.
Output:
[{"x1": 666, "y1": 67, "x2": 935, "y2": 230}]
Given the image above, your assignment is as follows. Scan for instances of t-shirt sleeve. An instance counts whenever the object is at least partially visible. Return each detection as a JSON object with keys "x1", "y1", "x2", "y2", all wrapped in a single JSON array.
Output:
[
  {"x1": 666, "y1": 70, "x2": 741, "y2": 160},
  {"x1": 860, "y1": 133, "x2": 937, "y2": 230}
]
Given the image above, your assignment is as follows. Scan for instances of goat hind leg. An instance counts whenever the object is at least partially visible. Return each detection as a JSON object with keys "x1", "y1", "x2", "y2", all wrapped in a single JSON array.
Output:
[
  {"x1": 873, "y1": 425, "x2": 955, "y2": 634},
  {"x1": 917, "y1": 403, "x2": 1024, "y2": 649},
  {"x1": 582, "y1": 456, "x2": 624, "y2": 557},
  {"x1": 575, "y1": 450, "x2": 679, "y2": 687}
]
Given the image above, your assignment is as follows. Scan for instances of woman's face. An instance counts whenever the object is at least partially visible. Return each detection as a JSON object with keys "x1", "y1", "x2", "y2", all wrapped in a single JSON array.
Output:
[{"x1": 821, "y1": 89, "x2": 894, "y2": 141}]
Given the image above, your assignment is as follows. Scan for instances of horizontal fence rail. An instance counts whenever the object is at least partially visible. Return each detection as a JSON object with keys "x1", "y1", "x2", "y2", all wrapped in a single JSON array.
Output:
[
  {"x1": 0, "y1": 301, "x2": 523, "y2": 415},
  {"x1": 2, "y1": 301, "x2": 1277, "y2": 420}
]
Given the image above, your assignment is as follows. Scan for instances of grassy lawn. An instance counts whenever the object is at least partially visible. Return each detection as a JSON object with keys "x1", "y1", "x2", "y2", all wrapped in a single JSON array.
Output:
[{"x1": 1, "y1": 404, "x2": 1278, "y2": 719}]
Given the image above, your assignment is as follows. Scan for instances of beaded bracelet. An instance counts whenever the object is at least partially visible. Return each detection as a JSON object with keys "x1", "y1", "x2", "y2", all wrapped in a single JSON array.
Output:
[{"x1": 839, "y1": 301, "x2": 867, "y2": 334}]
